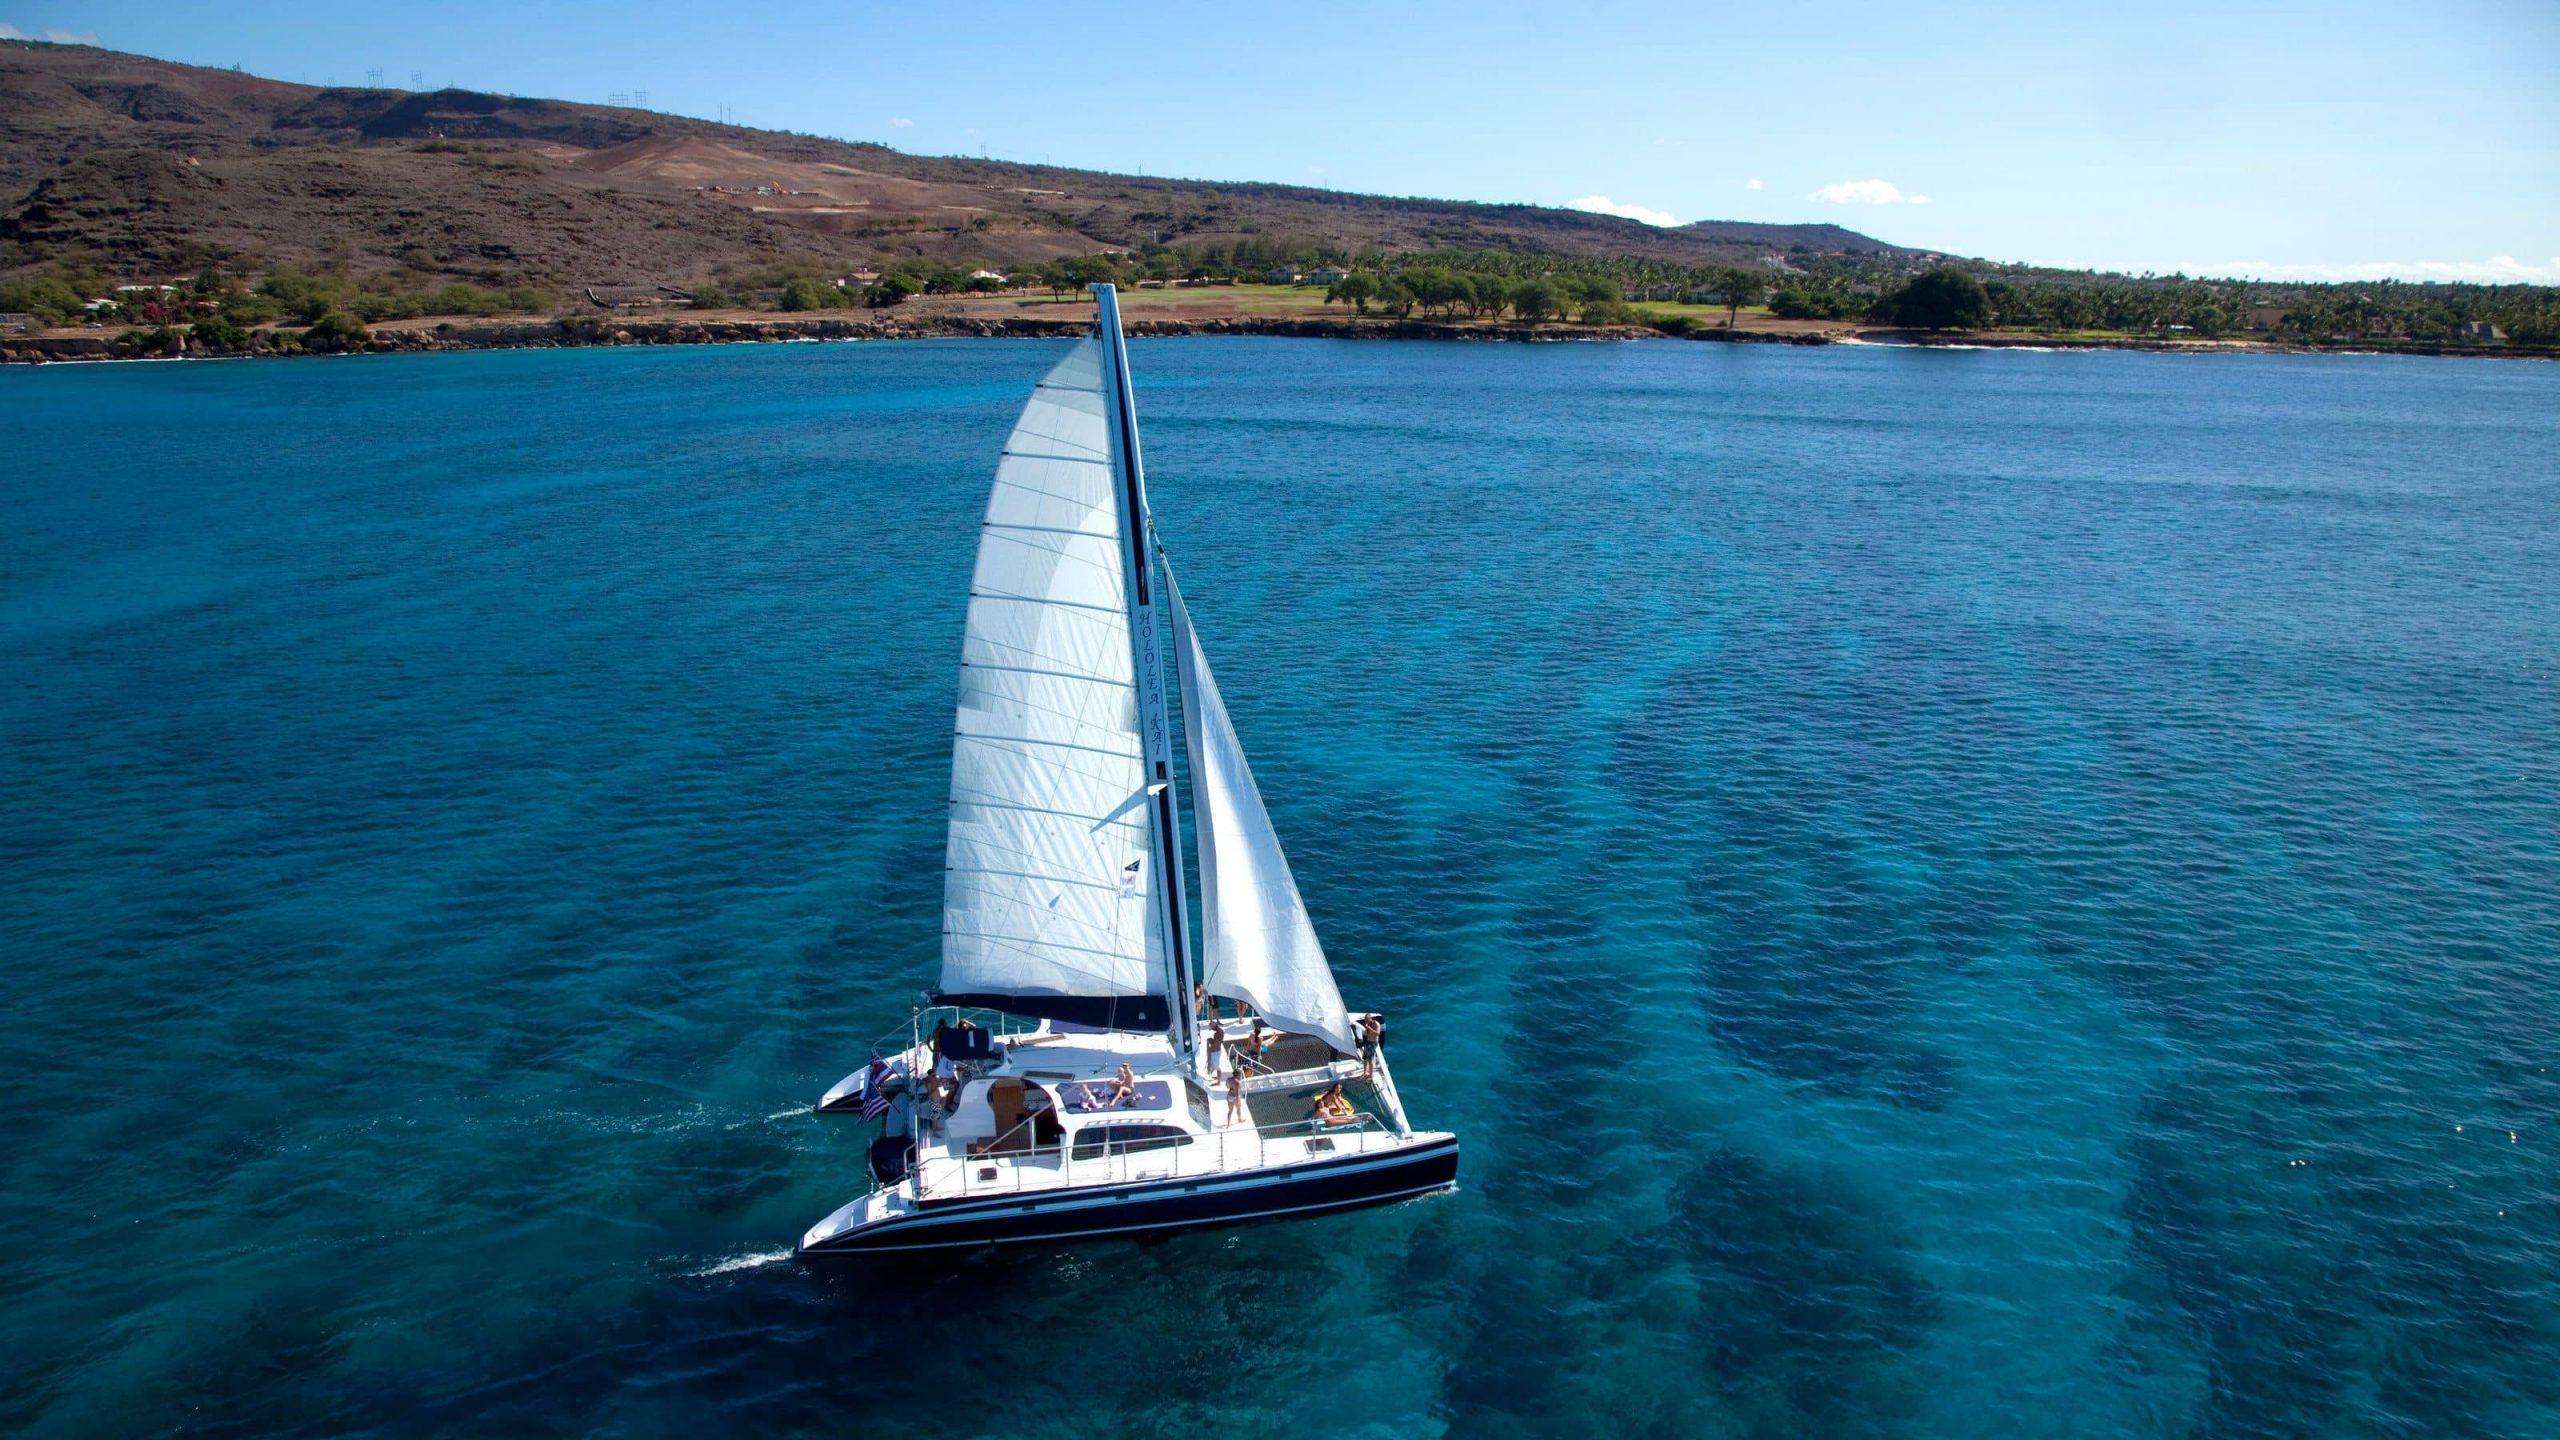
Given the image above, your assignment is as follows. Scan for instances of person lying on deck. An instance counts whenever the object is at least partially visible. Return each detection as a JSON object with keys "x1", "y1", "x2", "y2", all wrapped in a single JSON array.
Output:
[{"x1": 1312, "y1": 1083, "x2": 1358, "y2": 1127}]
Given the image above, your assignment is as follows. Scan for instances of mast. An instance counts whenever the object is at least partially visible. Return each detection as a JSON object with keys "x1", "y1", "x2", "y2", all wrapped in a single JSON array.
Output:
[{"x1": 1092, "y1": 283, "x2": 1197, "y2": 1059}]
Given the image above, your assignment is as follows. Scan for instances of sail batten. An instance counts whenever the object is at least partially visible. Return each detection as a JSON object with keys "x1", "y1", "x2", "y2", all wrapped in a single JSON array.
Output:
[
  {"x1": 939, "y1": 336, "x2": 1167, "y2": 1015},
  {"x1": 1168, "y1": 571, "x2": 1356, "y2": 1056}
]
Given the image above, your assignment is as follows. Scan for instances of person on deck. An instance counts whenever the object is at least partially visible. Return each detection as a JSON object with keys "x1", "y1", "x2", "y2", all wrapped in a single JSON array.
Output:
[
  {"x1": 1206, "y1": 1020, "x2": 1227, "y2": 1079},
  {"x1": 1224, "y1": 1068, "x2": 1245, "y2": 1126},
  {"x1": 930, "y1": 1020, "x2": 957, "y2": 1109},
  {"x1": 1359, "y1": 1013, "x2": 1384, "y2": 1082},
  {"x1": 1312, "y1": 1082, "x2": 1357, "y2": 1127},
  {"x1": 1109, "y1": 1060, "x2": 1137, "y2": 1108},
  {"x1": 1248, "y1": 1019, "x2": 1272, "y2": 1072}
]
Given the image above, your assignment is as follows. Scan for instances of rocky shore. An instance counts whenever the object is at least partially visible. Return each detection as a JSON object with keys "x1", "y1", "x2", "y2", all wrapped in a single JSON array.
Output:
[
  {"x1": 4, "y1": 312, "x2": 2537, "y2": 364},
  {"x1": 1, "y1": 311, "x2": 1817, "y2": 363}
]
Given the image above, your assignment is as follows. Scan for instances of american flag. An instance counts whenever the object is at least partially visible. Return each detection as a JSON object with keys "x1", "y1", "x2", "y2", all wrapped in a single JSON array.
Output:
[{"x1": 860, "y1": 1057, "x2": 891, "y2": 1121}]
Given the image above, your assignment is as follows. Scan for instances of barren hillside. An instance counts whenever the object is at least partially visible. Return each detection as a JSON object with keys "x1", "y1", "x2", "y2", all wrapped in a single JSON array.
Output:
[{"x1": 0, "y1": 41, "x2": 1919, "y2": 288}]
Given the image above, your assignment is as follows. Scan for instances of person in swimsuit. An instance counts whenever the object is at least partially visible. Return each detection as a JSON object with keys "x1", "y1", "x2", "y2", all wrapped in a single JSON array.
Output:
[
  {"x1": 1358, "y1": 1013, "x2": 1383, "y2": 1081},
  {"x1": 1312, "y1": 1082, "x2": 1357, "y2": 1127},
  {"x1": 1109, "y1": 1060, "x2": 1137, "y2": 1108},
  {"x1": 1224, "y1": 1067, "x2": 1244, "y2": 1126},
  {"x1": 1206, "y1": 1019, "x2": 1227, "y2": 1079}
]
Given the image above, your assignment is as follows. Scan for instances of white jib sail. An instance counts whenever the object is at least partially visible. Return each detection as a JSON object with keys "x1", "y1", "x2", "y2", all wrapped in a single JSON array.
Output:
[
  {"x1": 1167, "y1": 571, "x2": 1356, "y2": 1055},
  {"x1": 941, "y1": 338, "x2": 1167, "y2": 1003}
]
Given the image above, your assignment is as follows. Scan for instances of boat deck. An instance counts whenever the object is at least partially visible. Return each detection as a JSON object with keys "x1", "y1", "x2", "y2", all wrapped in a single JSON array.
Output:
[{"x1": 895, "y1": 1021, "x2": 1416, "y2": 1206}]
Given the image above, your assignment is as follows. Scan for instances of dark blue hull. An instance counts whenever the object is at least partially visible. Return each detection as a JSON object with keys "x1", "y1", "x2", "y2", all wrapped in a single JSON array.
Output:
[{"x1": 798, "y1": 1135, "x2": 1459, "y2": 1255}]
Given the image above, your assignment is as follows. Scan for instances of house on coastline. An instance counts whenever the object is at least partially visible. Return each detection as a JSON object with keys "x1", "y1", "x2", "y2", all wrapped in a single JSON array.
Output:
[
  {"x1": 2455, "y1": 320, "x2": 2504, "y2": 340},
  {"x1": 1305, "y1": 267, "x2": 1349, "y2": 286}
]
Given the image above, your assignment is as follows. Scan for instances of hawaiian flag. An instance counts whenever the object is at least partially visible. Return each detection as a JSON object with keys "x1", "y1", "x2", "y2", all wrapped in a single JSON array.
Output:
[{"x1": 859, "y1": 1056, "x2": 892, "y2": 1121}]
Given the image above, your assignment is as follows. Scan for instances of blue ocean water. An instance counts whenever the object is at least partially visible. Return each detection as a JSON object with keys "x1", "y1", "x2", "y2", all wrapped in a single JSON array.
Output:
[{"x1": 2, "y1": 338, "x2": 2555, "y2": 1439}]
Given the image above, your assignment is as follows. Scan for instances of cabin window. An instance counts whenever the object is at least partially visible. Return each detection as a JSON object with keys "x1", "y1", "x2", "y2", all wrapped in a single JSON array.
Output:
[{"x1": 1070, "y1": 1123, "x2": 1192, "y2": 1160}]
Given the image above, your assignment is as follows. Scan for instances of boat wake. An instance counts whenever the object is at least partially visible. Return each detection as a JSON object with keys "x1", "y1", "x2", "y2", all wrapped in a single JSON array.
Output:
[{"x1": 686, "y1": 1248, "x2": 795, "y2": 1277}]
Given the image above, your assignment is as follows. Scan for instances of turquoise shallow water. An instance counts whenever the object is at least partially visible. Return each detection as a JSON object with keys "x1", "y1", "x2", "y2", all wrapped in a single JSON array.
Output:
[{"x1": 2, "y1": 338, "x2": 2556, "y2": 1439}]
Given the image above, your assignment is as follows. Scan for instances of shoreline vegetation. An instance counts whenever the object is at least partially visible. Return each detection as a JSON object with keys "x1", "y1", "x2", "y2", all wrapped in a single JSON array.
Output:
[
  {"x1": 8, "y1": 274, "x2": 2553, "y2": 366},
  {"x1": 15, "y1": 310, "x2": 2548, "y2": 365}
]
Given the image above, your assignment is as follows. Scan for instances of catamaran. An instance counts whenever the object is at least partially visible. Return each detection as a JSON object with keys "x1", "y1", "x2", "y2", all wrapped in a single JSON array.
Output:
[{"x1": 799, "y1": 285, "x2": 1458, "y2": 1256}]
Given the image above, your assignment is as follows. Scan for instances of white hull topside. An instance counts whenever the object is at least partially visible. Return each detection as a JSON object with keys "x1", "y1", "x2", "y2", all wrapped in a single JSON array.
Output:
[{"x1": 804, "y1": 1015, "x2": 1452, "y2": 1254}]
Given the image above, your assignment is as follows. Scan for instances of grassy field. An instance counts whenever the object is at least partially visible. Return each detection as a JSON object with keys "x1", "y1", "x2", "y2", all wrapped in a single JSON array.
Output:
[{"x1": 1005, "y1": 284, "x2": 1334, "y2": 315}]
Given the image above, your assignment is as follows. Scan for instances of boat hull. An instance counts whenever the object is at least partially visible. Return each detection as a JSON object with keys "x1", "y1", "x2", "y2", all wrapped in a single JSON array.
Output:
[{"x1": 798, "y1": 1134, "x2": 1458, "y2": 1256}]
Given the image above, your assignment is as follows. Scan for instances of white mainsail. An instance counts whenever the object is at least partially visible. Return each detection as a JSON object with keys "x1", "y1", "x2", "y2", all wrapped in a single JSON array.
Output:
[
  {"x1": 1167, "y1": 571, "x2": 1356, "y2": 1055},
  {"x1": 940, "y1": 338, "x2": 1168, "y2": 1013}
]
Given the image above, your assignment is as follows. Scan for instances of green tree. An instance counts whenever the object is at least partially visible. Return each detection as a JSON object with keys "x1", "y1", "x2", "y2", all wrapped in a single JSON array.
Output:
[
  {"x1": 1408, "y1": 266, "x2": 1467, "y2": 318},
  {"x1": 1061, "y1": 255, "x2": 1121, "y2": 290},
  {"x1": 864, "y1": 274, "x2": 922, "y2": 308},
  {"x1": 1374, "y1": 276, "x2": 1418, "y2": 318},
  {"x1": 1326, "y1": 271, "x2": 1380, "y2": 315},
  {"x1": 1320, "y1": 271, "x2": 1382, "y2": 313},
  {"x1": 1716, "y1": 267, "x2": 1766, "y2": 328},
  {"x1": 0, "y1": 275, "x2": 86, "y2": 326},
  {"x1": 301, "y1": 310, "x2": 370, "y2": 351},
  {"x1": 779, "y1": 276, "x2": 834, "y2": 311},
  {"x1": 1565, "y1": 275, "x2": 1627, "y2": 325},
  {"x1": 188, "y1": 313, "x2": 250, "y2": 351},
  {"x1": 1470, "y1": 273, "x2": 1511, "y2": 320},
  {"x1": 1891, "y1": 267, "x2": 1993, "y2": 331},
  {"x1": 1511, "y1": 278, "x2": 1563, "y2": 323}
]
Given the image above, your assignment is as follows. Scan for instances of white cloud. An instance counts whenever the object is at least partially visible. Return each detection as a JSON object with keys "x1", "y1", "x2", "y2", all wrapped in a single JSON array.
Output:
[
  {"x1": 1746, "y1": 177, "x2": 1763, "y2": 191},
  {"x1": 1566, "y1": 194, "x2": 1681, "y2": 227},
  {"x1": 1811, "y1": 179, "x2": 1929, "y2": 205},
  {"x1": 2113, "y1": 255, "x2": 2560, "y2": 284},
  {"x1": 1, "y1": 21, "x2": 99, "y2": 41},
  {"x1": 889, "y1": 117, "x2": 913, "y2": 129}
]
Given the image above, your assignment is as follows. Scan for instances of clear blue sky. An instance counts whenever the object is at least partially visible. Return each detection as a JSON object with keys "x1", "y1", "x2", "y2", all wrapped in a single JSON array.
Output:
[{"x1": 9, "y1": 0, "x2": 2555, "y2": 281}]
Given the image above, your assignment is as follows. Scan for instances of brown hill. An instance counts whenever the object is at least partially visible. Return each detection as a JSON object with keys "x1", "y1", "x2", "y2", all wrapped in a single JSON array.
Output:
[{"x1": 0, "y1": 40, "x2": 1921, "y2": 288}]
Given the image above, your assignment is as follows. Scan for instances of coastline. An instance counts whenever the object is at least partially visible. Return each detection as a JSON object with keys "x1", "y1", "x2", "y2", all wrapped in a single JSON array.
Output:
[{"x1": 3, "y1": 310, "x2": 2546, "y2": 364}]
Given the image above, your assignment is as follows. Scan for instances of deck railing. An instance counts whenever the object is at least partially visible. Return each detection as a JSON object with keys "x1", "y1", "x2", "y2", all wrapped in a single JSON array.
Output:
[{"x1": 908, "y1": 1107, "x2": 1400, "y2": 1201}]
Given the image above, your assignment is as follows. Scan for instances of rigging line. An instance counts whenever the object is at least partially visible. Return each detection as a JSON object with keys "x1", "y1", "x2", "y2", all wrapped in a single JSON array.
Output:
[
  {"x1": 982, "y1": 521, "x2": 1120, "y2": 539},
  {"x1": 968, "y1": 591, "x2": 1128, "y2": 617},
  {"x1": 952, "y1": 681, "x2": 1141, "y2": 735},
  {"x1": 998, "y1": 446, "x2": 1108, "y2": 466},
  {"x1": 948, "y1": 930, "x2": 1149, "y2": 971},
  {"x1": 952, "y1": 690, "x2": 1141, "y2": 738},
  {"x1": 950, "y1": 797, "x2": 1147, "y2": 828},
  {"x1": 962, "y1": 643, "x2": 1123, "y2": 679},
  {"x1": 960, "y1": 661, "x2": 1120, "y2": 685},
  {"x1": 986, "y1": 467, "x2": 1113, "y2": 499},
  {"x1": 956, "y1": 732, "x2": 1143, "y2": 763},
  {"x1": 947, "y1": 865, "x2": 1121, "y2": 892}
]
